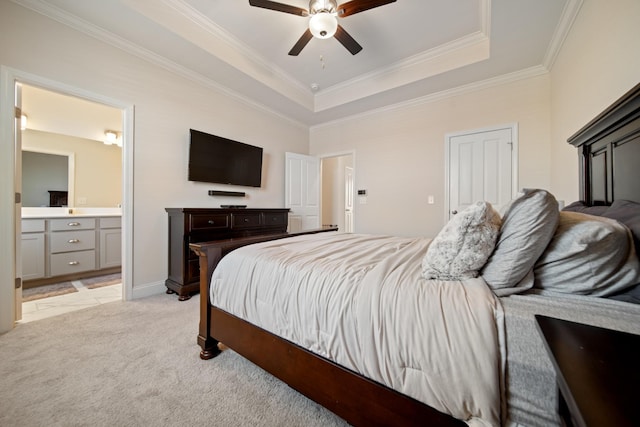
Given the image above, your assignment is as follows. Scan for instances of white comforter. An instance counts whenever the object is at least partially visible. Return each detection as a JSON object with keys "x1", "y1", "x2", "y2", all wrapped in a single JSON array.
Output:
[{"x1": 210, "y1": 232, "x2": 505, "y2": 426}]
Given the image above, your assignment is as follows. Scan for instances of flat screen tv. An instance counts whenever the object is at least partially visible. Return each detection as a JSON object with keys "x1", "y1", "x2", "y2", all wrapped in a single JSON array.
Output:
[{"x1": 188, "y1": 129, "x2": 263, "y2": 187}]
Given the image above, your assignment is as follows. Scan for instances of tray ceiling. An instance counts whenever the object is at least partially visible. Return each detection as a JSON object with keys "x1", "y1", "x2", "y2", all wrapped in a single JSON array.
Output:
[{"x1": 16, "y1": 0, "x2": 580, "y2": 126}]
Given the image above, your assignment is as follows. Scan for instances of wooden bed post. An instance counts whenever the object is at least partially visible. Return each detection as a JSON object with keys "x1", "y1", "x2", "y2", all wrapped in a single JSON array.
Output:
[{"x1": 191, "y1": 243, "x2": 222, "y2": 360}]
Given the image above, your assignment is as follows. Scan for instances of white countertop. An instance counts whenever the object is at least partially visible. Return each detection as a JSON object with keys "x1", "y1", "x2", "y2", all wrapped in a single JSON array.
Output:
[{"x1": 22, "y1": 207, "x2": 122, "y2": 219}]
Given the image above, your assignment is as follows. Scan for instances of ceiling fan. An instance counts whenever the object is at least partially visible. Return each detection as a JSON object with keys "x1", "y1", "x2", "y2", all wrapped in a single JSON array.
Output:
[{"x1": 248, "y1": 0, "x2": 397, "y2": 56}]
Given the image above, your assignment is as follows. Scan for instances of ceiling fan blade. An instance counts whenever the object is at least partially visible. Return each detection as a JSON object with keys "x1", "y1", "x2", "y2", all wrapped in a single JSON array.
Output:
[
  {"x1": 288, "y1": 29, "x2": 314, "y2": 56},
  {"x1": 248, "y1": 0, "x2": 308, "y2": 17},
  {"x1": 336, "y1": 0, "x2": 396, "y2": 17},
  {"x1": 334, "y1": 25, "x2": 363, "y2": 55}
]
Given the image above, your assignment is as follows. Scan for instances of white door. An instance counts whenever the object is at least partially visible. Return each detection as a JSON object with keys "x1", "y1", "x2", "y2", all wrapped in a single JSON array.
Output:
[
  {"x1": 447, "y1": 126, "x2": 515, "y2": 219},
  {"x1": 344, "y1": 166, "x2": 354, "y2": 233},
  {"x1": 14, "y1": 82, "x2": 23, "y2": 320},
  {"x1": 285, "y1": 152, "x2": 320, "y2": 232}
]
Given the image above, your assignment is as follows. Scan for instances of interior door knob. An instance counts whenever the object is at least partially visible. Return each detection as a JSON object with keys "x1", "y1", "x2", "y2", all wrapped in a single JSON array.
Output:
[{"x1": 451, "y1": 210, "x2": 458, "y2": 215}]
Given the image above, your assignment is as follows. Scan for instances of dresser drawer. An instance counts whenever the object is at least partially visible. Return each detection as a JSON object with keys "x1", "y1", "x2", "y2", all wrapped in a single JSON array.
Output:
[
  {"x1": 50, "y1": 230, "x2": 96, "y2": 253},
  {"x1": 231, "y1": 213, "x2": 261, "y2": 229},
  {"x1": 50, "y1": 218, "x2": 96, "y2": 231},
  {"x1": 50, "y1": 250, "x2": 96, "y2": 276},
  {"x1": 262, "y1": 212, "x2": 288, "y2": 227},
  {"x1": 190, "y1": 214, "x2": 230, "y2": 231}
]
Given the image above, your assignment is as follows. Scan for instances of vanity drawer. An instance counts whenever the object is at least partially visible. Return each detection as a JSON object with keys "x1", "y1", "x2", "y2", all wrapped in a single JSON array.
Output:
[
  {"x1": 50, "y1": 218, "x2": 96, "y2": 231},
  {"x1": 50, "y1": 230, "x2": 96, "y2": 253},
  {"x1": 22, "y1": 219, "x2": 46, "y2": 233},
  {"x1": 100, "y1": 217, "x2": 121, "y2": 229},
  {"x1": 50, "y1": 250, "x2": 96, "y2": 276},
  {"x1": 231, "y1": 213, "x2": 261, "y2": 229},
  {"x1": 189, "y1": 214, "x2": 230, "y2": 231}
]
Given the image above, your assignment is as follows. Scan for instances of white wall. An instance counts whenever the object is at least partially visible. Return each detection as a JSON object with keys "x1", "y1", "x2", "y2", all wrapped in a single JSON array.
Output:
[
  {"x1": 0, "y1": 2, "x2": 308, "y2": 302},
  {"x1": 311, "y1": 75, "x2": 552, "y2": 237},
  {"x1": 549, "y1": 0, "x2": 640, "y2": 203},
  {"x1": 311, "y1": 0, "x2": 640, "y2": 237}
]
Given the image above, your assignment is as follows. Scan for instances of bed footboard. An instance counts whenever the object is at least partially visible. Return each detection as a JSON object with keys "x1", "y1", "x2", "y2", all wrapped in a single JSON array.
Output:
[
  {"x1": 210, "y1": 306, "x2": 465, "y2": 427},
  {"x1": 190, "y1": 227, "x2": 338, "y2": 360},
  {"x1": 190, "y1": 233, "x2": 287, "y2": 359}
]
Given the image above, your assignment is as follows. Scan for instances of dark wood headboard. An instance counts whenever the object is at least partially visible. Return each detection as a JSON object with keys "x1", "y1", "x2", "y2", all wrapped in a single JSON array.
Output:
[{"x1": 568, "y1": 82, "x2": 640, "y2": 205}]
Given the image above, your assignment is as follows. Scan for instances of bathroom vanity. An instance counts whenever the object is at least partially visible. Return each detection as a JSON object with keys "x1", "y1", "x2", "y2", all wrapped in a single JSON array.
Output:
[{"x1": 21, "y1": 208, "x2": 121, "y2": 286}]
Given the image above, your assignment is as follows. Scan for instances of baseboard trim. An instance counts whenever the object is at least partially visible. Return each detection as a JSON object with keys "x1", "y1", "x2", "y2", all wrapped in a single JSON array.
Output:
[{"x1": 131, "y1": 280, "x2": 166, "y2": 300}]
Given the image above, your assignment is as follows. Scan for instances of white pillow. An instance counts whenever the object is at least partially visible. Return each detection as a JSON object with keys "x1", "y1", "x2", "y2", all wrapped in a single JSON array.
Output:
[{"x1": 422, "y1": 201, "x2": 501, "y2": 280}]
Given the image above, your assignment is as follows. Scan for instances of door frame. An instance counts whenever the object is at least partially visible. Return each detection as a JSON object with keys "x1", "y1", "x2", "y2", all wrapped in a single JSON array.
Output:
[
  {"x1": 319, "y1": 150, "x2": 356, "y2": 233},
  {"x1": 444, "y1": 123, "x2": 518, "y2": 222},
  {"x1": 0, "y1": 66, "x2": 135, "y2": 332}
]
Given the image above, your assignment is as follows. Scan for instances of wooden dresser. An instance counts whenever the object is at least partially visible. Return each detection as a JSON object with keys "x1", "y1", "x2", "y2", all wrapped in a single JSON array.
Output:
[{"x1": 165, "y1": 207, "x2": 289, "y2": 300}]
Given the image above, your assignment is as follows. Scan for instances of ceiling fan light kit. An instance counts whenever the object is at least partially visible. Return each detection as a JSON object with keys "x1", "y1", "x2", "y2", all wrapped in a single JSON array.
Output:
[
  {"x1": 309, "y1": 0, "x2": 337, "y2": 15},
  {"x1": 248, "y1": 0, "x2": 396, "y2": 55},
  {"x1": 309, "y1": 13, "x2": 338, "y2": 39}
]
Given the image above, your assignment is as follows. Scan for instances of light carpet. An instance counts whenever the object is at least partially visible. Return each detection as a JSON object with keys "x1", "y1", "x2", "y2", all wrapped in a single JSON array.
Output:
[{"x1": 0, "y1": 293, "x2": 348, "y2": 427}]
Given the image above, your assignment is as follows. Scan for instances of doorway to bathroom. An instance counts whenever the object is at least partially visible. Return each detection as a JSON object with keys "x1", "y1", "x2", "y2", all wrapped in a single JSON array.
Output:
[{"x1": 0, "y1": 67, "x2": 133, "y2": 331}]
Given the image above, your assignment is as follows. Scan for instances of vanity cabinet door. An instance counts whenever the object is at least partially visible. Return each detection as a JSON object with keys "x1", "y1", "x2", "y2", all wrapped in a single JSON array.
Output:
[
  {"x1": 100, "y1": 228, "x2": 121, "y2": 269},
  {"x1": 21, "y1": 233, "x2": 45, "y2": 281}
]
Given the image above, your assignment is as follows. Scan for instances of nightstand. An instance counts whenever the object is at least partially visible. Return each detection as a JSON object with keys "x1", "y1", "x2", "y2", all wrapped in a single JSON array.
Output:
[{"x1": 535, "y1": 315, "x2": 639, "y2": 427}]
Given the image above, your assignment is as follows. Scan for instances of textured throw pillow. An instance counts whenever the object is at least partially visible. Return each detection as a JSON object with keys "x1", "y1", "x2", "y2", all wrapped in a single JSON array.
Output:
[
  {"x1": 534, "y1": 211, "x2": 640, "y2": 296},
  {"x1": 481, "y1": 189, "x2": 559, "y2": 294},
  {"x1": 422, "y1": 201, "x2": 501, "y2": 280}
]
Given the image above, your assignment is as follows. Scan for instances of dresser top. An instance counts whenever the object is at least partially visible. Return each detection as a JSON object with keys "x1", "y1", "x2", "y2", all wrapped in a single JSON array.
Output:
[{"x1": 165, "y1": 207, "x2": 290, "y2": 213}]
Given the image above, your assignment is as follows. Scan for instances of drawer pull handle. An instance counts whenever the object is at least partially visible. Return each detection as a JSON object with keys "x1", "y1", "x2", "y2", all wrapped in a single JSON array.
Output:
[
  {"x1": 68, "y1": 239, "x2": 80, "y2": 243},
  {"x1": 68, "y1": 261, "x2": 79, "y2": 265},
  {"x1": 244, "y1": 218, "x2": 249, "y2": 222},
  {"x1": 67, "y1": 222, "x2": 81, "y2": 226},
  {"x1": 208, "y1": 220, "x2": 215, "y2": 225}
]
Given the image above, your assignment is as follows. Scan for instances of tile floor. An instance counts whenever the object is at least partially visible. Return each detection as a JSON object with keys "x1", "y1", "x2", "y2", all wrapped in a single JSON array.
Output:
[{"x1": 19, "y1": 280, "x2": 122, "y2": 323}]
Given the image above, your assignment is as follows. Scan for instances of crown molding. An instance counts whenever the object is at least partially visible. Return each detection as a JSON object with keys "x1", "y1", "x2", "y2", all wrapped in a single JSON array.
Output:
[
  {"x1": 130, "y1": 0, "x2": 313, "y2": 110},
  {"x1": 11, "y1": 0, "x2": 308, "y2": 129},
  {"x1": 314, "y1": 0, "x2": 492, "y2": 112},
  {"x1": 543, "y1": 0, "x2": 583, "y2": 70},
  {"x1": 311, "y1": 65, "x2": 549, "y2": 131},
  {"x1": 315, "y1": 31, "x2": 490, "y2": 111}
]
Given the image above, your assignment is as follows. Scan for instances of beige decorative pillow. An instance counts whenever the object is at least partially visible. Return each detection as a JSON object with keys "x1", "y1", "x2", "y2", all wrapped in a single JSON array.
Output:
[{"x1": 422, "y1": 201, "x2": 501, "y2": 280}]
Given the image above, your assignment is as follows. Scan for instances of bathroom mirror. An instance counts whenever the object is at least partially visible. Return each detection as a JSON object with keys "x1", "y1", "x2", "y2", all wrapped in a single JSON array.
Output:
[
  {"x1": 22, "y1": 149, "x2": 73, "y2": 207},
  {"x1": 21, "y1": 129, "x2": 121, "y2": 208}
]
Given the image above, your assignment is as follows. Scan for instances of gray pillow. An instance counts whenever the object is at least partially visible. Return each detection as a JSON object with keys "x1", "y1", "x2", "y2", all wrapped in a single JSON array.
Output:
[
  {"x1": 481, "y1": 189, "x2": 559, "y2": 293},
  {"x1": 562, "y1": 200, "x2": 609, "y2": 216},
  {"x1": 422, "y1": 201, "x2": 501, "y2": 280},
  {"x1": 602, "y1": 199, "x2": 640, "y2": 260},
  {"x1": 534, "y1": 211, "x2": 640, "y2": 296}
]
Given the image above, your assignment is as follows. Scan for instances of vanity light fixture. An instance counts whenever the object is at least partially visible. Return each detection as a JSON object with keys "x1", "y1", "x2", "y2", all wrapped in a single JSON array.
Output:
[
  {"x1": 20, "y1": 114, "x2": 27, "y2": 130},
  {"x1": 104, "y1": 130, "x2": 118, "y2": 145}
]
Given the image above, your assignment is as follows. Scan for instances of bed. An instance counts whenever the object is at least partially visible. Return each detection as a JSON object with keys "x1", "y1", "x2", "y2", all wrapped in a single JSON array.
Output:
[{"x1": 191, "y1": 82, "x2": 640, "y2": 427}]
